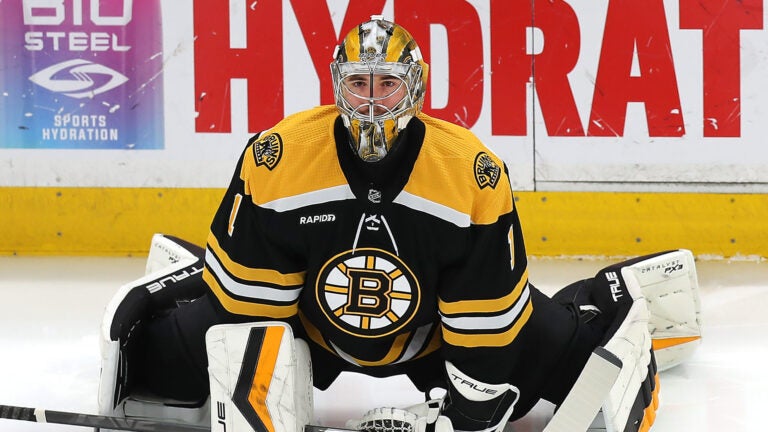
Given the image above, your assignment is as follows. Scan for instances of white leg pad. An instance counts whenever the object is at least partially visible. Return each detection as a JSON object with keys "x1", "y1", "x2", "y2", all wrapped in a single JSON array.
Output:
[
  {"x1": 599, "y1": 300, "x2": 654, "y2": 432},
  {"x1": 206, "y1": 322, "x2": 313, "y2": 432},
  {"x1": 622, "y1": 249, "x2": 702, "y2": 371},
  {"x1": 542, "y1": 348, "x2": 622, "y2": 432},
  {"x1": 548, "y1": 299, "x2": 654, "y2": 432}
]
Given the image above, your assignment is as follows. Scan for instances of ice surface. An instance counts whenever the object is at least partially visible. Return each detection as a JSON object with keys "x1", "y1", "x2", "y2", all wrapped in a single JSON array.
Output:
[{"x1": 0, "y1": 256, "x2": 765, "y2": 431}]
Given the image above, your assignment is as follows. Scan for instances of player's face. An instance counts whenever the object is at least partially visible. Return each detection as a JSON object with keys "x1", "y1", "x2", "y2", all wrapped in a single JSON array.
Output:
[{"x1": 342, "y1": 74, "x2": 407, "y2": 116}]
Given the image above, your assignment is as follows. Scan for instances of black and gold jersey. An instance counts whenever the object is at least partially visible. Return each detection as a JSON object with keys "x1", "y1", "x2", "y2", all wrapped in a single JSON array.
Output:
[{"x1": 202, "y1": 105, "x2": 532, "y2": 386}]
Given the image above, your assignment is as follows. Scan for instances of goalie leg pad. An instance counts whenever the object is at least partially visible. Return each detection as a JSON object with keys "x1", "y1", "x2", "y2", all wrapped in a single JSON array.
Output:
[
  {"x1": 548, "y1": 268, "x2": 657, "y2": 432},
  {"x1": 599, "y1": 299, "x2": 657, "y2": 432},
  {"x1": 546, "y1": 298, "x2": 657, "y2": 432},
  {"x1": 207, "y1": 322, "x2": 313, "y2": 432}
]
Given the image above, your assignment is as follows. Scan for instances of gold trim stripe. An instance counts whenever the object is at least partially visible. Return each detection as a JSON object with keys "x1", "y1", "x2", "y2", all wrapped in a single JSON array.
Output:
[
  {"x1": 298, "y1": 311, "x2": 334, "y2": 352},
  {"x1": 228, "y1": 193, "x2": 243, "y2": 236},
  {"x1": 442, "y1": 299, "x2": 533, "y2": 348},
  {"x1": 247, "y1": 325, "x2": 285, "y2": 432},
  {"x1": 323, "y1": 285, "x2": 349, "y2": 295},
  {"x1": 207, "y1": 232, "x2": 305, "y2": 286},
  {"x1": 439, "y1": 269, "x2": 529, "y2": 315},
  {"x1": 416, "y1": 326, "x2": 443, "y2": 359},
  {"x1": 343, "y1": 23, "x2": 361, "y2": 61},
  {"x1": 652, "y1": 335, "x2": 701, "y2": 351},
  {"x1": 639, "y1": 373, "x2": 660, "y2": 432},
  {"x1": 346, "y1": 332, "x2": 412, "y2": 367},
  {"x1": 203, "y1": 269, "x2": 297, "y2": 318},
  {"x1": 391, "y1": 291, "x2": 412, "y2": 300}
]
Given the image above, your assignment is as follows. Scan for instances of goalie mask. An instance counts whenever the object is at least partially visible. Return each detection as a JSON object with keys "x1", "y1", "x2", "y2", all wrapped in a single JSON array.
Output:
[{"x1": 331, "y1": 16, "x2": 429, "y2": 162}]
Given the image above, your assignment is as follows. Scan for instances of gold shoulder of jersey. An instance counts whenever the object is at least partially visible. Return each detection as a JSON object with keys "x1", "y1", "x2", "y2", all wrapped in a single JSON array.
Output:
[
  {"x1": 414, "y1": 112, "x2": 504, "y2": 178},
  {"x1": 240, "y1": 106, "x2": 347, "y2": 204},
  {"x1": 263, "y1": 105, "x2": 339, "y2": 140},
  {"x1": 408, "y1": 114, "x2": 512, "y2": 224},
  {"x1": 245, "y1": 105, "x2": 338, "y2": 167},
  {"x1": 417, "y1": 113, "x2": 488, "y2": 157}
]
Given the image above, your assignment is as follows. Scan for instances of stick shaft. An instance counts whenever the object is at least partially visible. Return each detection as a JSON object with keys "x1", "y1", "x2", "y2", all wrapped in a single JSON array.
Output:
[
  {"x1": 0, "y1": 404, "x2": 355, "y2": 432},
  {"x1": 305, "y1": 427, "x2": 357, "y2": 432},
  {"x1": 0, "y1": 404, "x2": 208, "y2": 432}
]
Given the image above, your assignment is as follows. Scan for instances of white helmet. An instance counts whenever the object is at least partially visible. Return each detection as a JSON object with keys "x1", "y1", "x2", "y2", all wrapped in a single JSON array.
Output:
[{"x1": 331, "y1": 16, "x2": 429, "y2": 162}]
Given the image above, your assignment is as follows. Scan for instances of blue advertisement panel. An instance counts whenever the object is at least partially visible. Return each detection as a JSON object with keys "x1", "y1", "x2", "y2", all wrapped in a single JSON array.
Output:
[{"x1": 0, "y1": 0, "x2": 164, "y2": 149}]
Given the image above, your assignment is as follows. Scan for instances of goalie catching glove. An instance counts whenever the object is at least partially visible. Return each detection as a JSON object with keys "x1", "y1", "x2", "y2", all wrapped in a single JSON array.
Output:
[
  {"x1": 547, "y1": 249, "x2": 700, "y2": 432},
  {"x1": 347, "y1": 361, "x2": 518, "y2": 432},
  {"x1": 346, "y1": 400, "x2": 451, "y2": 432}
]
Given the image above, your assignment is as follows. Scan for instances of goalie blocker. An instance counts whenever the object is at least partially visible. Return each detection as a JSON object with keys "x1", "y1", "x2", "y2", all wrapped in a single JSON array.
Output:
[
  {"x1": 98, "y1": 234, "x2": 211, "y2": 431},
  {"x1": 98, "y1": 235, "x2": 314, "y2": 432}
]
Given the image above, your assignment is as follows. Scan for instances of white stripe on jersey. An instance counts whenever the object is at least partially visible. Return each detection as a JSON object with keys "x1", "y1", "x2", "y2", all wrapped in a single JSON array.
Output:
[
  {"x1": 327, "y1": 324, "x2": 434, "y2": 366},
  {"x1": 440, "y1": 284, "x2": 531, "y2": 331},
  {"x1": 205, "y1": 250, "x2": 302, "y2": 303},
  {"x1": 260, "y1": 185, "x2": 356, "y2": 212},
  {"x1": 394, "y1": 323, "x2": 434, "y2": 364},
  {"x1": 393, "y1": 191, "x2": 471, "y2": 227},
  {"x1": 329, "y1": 340, "x2": 362, "y2": 366}
]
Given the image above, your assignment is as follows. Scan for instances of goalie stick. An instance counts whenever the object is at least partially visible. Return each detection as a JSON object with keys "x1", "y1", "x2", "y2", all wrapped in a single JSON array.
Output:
[
  {"x1": 542, "y1": 347, "x2": 622, "y2": 432},
  {"x1": 0, "y1": 404, "x2": 354, "y2": 432},
  {"x1": 0, "y1": 404, "x2": 207, "y2": 432}
]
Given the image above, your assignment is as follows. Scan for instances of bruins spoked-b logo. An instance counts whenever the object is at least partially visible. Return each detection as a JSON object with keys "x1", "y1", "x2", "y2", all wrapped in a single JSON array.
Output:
[
  {"x1": 474, "y1": 152, "x2": 501, "y2": 189},
  {"x1": 316, "y1": 248, "x2": 420, "y2": 338},
  {"x1": 252, "y1": 133, "x2": 283, "y2": 170}
]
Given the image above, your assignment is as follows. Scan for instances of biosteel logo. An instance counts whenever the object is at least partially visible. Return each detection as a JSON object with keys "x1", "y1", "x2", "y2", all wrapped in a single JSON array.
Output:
[
  {"x1": 28, "y1": 59, "x2": 128, "y2": 99},
  {"x1": 22, "y1": 0, "x2": 134, "y2": 98}
]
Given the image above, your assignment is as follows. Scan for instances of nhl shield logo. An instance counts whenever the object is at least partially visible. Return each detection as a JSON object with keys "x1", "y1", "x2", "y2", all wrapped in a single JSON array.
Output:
[
  {"x1": 253, "y1": 133, "x2": 283, "y2": 170},
  {"x1": 474, "y1": 152, "x2": 501, "y2": 189}
]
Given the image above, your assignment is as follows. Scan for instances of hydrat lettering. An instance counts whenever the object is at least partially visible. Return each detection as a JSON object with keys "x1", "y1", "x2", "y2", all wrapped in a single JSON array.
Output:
[{"x1": 192, "y1": 0, "x2": 762, "y2": 139}]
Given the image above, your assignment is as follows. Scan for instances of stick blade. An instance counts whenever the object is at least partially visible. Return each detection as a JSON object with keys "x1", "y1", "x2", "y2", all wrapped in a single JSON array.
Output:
[{"x1": 542, "y1": 347, "x2": 622, "y2": 432}]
